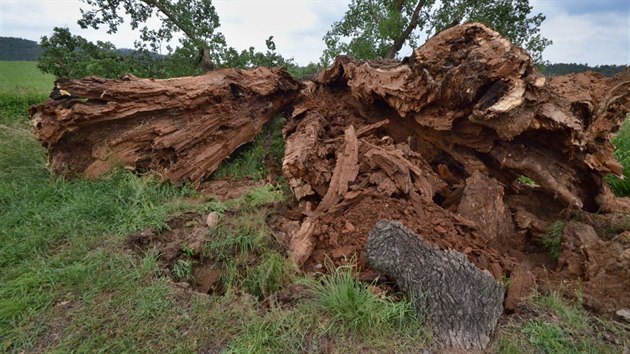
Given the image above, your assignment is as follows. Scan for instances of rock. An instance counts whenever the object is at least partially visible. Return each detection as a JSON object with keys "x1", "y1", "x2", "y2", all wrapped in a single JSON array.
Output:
[
  {"x1": 206, "y1": 212, "x2": 220, "y2": 228},
  {"x1": 616, "y1": 308, "x2": 630, "y2": 323}
]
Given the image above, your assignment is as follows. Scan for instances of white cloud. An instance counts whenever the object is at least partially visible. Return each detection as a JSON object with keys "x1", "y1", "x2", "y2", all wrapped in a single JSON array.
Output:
[
  {"x1": 1, "y1": 0, "x2": 627, "y2": 66},
  {"x1": 532, "y1": 0, "x2": 629, "y2": 65}
]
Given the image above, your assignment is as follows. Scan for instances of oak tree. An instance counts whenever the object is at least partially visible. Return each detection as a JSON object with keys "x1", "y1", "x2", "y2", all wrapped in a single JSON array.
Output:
[
  {"x1": 322, "y1": 0, "x2": 551, "y2": 63},
  {"x1": 77, "y1": 0, "x2": 225, "y2": 71}
]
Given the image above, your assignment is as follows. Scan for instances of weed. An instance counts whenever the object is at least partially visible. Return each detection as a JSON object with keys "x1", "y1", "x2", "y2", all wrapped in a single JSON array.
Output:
[
  {"x1": 172, "y1": 259, "x2": 193, "y2": 281},
  {"x1": 244, "y1": 253, "x2": 295, "y2": 299},
  {"x1": 517, "y1": 175, "x2": 538, "y2": 187},
  {"x1": 213, "y1": 115, "x2": 286, "y2": 181},
  {"x1": 303, "y1": 264, "x2": 427, "y2": 338},
  {"x1": 522, "y1": 320, "x2": 572, "y2": 354},
  {"x1": 541, "y1": 221, "x2": 564, "y2": 261}
]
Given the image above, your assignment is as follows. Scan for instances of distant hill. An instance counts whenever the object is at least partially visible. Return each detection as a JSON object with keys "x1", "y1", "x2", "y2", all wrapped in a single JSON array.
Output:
[
  {"x1": 541, "y1": 63, "x2": 627, "y2": 77},
  {"x1": 0, "y1": 37, "x2": 43, "y2": 61}
]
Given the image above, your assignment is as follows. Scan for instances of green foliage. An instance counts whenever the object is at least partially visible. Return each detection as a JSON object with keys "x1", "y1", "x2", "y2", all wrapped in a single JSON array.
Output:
[
  {"x1": 78, "y1": 0, "x2": 225, "y2": 66},
  {"x1": 322, "y1": 0, "x2": 551, "y2": 64},
  {"x1": 37, "y1": 27, "x2": 198, "y2": 79},
  {"x1": 607, "y1": 116, "x2": 630, "y2": 197},
  {"x1": 304, "y1": 264, "x2": 427, "y2": 338},
  {"x1": 213, "y1": 116, "x2": 286, "y2": 181},
  {"x1": 541, "y1": 221, "x2": 564, "y2": 262}
]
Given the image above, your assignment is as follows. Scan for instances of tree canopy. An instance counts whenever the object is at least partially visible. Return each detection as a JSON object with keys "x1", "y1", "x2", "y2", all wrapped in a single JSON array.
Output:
[
  {"x1": 77, "y1": 0, "x2": 226, "y2": 71},
  {"x1": 321, "y1": 0, "x2": 552, "y2": 64}
]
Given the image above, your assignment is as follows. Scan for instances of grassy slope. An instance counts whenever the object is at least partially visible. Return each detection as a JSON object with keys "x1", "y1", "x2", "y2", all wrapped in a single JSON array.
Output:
[{"x1": 0, "y1": 61, "x2": 627, "y2": 353}]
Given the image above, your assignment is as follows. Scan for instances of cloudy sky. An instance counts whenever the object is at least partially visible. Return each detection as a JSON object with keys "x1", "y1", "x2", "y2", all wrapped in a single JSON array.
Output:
[{"x1": 1, "y1": 0, "x2": 628, "y2": 65}]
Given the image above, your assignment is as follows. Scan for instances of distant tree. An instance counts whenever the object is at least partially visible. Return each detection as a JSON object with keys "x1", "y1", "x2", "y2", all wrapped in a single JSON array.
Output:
[
  {"x1": 322, "y1": 0, "x2": 551, "y2": 64},
  {"x1": 0, "y1": 37, "x2": 43, "y2": 61},
  {"x1": 541, "y1": 63, "x2": 628, "y2": 77},
  {"x1": 38, "y1": 27, "x2": 128, "y2": 78},
  {"x1": 77, "y1": 0, "x2": 226, "y2": 72},
  {"x1": 37, "y1": 28, "x2": 304, "y2": 79}
]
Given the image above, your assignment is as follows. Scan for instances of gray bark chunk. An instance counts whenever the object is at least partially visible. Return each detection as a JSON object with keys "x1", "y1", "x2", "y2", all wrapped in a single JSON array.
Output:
[{"x1": 366, "y1": 220, "x2": 505, "y2": 350}]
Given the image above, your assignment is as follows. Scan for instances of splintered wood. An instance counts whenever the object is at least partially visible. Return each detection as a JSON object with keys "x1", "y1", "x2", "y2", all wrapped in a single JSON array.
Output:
[{"x1": 29, "y1": 68, "x2": 300, "y2": 186}]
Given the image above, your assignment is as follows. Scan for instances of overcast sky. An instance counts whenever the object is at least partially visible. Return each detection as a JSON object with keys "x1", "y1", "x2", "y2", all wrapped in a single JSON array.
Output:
[{"x1": 1, "y1": 0, "x2": 628, "y2": 65}]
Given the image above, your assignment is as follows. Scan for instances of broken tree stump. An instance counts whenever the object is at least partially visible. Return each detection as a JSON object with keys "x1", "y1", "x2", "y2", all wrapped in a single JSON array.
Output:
[
  {"x1": 366, "y1": 221, "x2": 504, "y2": 350},
  {"x1": 29, "y1": 68, "x2": 300, "y2": 186}
]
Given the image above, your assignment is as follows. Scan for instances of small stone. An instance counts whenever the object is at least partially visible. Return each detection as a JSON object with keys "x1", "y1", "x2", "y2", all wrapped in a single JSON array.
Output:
[
  {"x1": 314, "y1": 263, "x2": 323, "y2": 269},
  {"x1": 615, "y1": 308, "x2": 630, "y2": 323},
  {"x1": 206, "y1": 212, "x2": 220, "y2": 228}
]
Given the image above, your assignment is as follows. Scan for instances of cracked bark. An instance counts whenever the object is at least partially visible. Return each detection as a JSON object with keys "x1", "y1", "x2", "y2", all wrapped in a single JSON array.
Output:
[{"x1": 366, "y1": 220, "x2": 505, "y2": 350}]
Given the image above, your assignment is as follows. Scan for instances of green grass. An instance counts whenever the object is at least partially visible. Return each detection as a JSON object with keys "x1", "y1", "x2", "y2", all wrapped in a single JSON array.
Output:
[
  {"x1": 213, "y1": 116, "x2": 286, "y2": 181},
  {"x1": 0, "y1": 61, "x2": 55, "y2": 96},
  {"x1": 492, "y1": 292, "x2": 626, "y2": 354},
  {"x1": 607, "y1": 116, "x2": 630, "y2": 197},
  {"x1": 303, "y1": 264, "x2": 428, "y2": 340},
  {"x1": 0, "y1": 61, "x2": 53, "y2": 127}
]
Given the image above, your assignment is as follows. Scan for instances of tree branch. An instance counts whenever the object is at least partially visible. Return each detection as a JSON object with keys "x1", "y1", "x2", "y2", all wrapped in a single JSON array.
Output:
[
  {"x1": 141, "y1": 0, "x2": 213, "y2": 71},
  {"x1": 386, "y1": 0, "x2": 426, "y2": 59}
]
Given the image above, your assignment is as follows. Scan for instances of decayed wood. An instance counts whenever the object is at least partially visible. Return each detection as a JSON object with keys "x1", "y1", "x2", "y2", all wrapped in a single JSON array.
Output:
[
  {"x1": 366, "y1": 221, "x2": 505, "y2": 349},
  {"x1": 29, "y1": 68, "x2": 300, "y2": 186},
  {"x1": 282, "y1": 22, "x2": 629, "y2": 270}
]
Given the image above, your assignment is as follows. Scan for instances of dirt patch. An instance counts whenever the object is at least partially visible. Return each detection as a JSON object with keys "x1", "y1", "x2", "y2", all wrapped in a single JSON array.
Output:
[
  {"x1": 126, "y1": 212, "x2": 226, "y2": 295},
  {"x1": 199, "y1": 178, "x2": 265, "y2": 201}
]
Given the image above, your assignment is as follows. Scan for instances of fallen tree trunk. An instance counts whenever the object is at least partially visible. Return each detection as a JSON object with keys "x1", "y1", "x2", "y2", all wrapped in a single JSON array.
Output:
[
  {"x1": 29, "y1": 68, "x2": 300, "y2": 186},
  {"x1": 28, "y1": 22, "x2": 630, "y2": 350},
  {"x1": 282, "y1": 23, "x2": 629, "y2": 270},
  {"x1": 279, "y1": 23, "x2": 630, "y2": 337}
]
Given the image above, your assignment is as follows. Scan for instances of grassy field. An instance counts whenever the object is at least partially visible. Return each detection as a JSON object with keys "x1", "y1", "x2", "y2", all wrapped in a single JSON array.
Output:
[{"x1": 0, "y1": 61, "x2": 628, "y2": 353}]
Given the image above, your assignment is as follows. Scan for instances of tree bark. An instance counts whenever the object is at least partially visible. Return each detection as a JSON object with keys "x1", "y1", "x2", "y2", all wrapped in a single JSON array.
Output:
[
  {"x1": 29, "y1": 67, "x2": 300, "y2": 186},
  {"x1": 366, "y1": 221, "x2": 505, "y2": 349}
]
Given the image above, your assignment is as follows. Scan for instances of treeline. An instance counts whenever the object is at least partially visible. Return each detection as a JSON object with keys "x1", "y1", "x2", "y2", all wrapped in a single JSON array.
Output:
[
  {"x1": 1, "y1": 36, "x2": 626, "y2": 79},
  {"x1": 541, "y1": 63, "x2": 627, "y2": 77},
  {"x1": 3, "y1": 29, "x2": 321, "y2": 80},
  {"x1": 0, "y1": 37, "x2": 43, "y2": 60}
]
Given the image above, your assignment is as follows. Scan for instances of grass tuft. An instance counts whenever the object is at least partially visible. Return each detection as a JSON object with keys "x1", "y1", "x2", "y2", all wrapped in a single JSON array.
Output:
[
  {"x1": 541, "y1": 221, "x2": 564, "y2": 261},
  {"x1": 213, "y1": 116, "x2": 286, "y2": 181},
  {"x1": 304, "y1": 264, "x2": 427, "y2": 338}
]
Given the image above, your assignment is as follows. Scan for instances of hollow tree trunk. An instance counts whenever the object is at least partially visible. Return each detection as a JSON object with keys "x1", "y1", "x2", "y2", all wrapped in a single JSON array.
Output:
[{"x1": 29, "y1": 67, "x2": 300, "y2": 186}]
